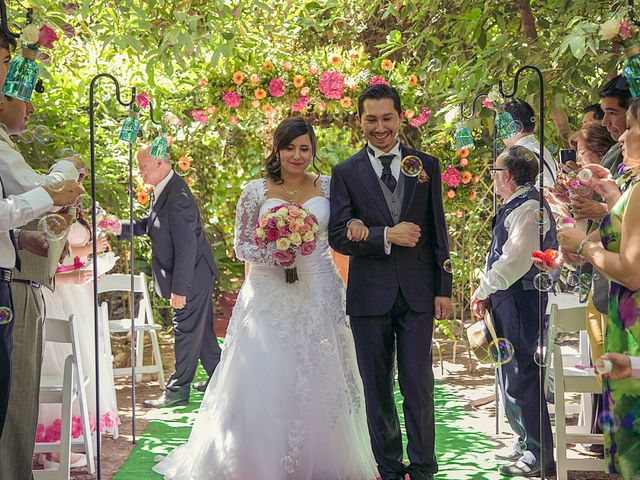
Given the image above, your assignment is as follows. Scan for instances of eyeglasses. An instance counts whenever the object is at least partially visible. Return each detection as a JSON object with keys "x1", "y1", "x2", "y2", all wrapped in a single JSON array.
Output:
[{"x1": 489, "y1": 167, "x2": 507, "y2": 176}]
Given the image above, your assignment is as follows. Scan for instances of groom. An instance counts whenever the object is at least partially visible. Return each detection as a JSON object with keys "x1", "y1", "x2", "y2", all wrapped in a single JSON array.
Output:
[
  {"x1": 329, "y1": 84, "x2": 452, "y2": 480},
  {"x1": 117, "y1": 146, "x2": 221, "y2": 407}
]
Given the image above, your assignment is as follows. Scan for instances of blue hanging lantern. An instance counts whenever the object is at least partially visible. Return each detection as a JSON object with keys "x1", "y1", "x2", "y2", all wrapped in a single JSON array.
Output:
[
  {"x1": 119, "y1": 110, "x2": 140, "y2": 143},
  {"x1": 495, "y1": 111, "x2": 520, "y2": 141},
  {"x1": 623, "y1": 45, "x2": 640, "y2": 99},
  {"x1": 454, "y1": 125, "x2": 474, "y2": 150},
  {"x1": 150, "y1": 134, "x2": 168, "y2": 159},
  {"x1": 2, "y1": 47, "x2": 39, "y2": 102}
]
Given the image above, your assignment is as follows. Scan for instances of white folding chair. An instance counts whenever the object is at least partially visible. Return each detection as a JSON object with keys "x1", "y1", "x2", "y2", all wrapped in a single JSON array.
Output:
[
  {"x1": 34, "y1": 315, "x2": 96, "y2": 478},
  {"x1": 97, "y1": 272, "x2": 166, "y2": 389},
  {"x1": 99, "y1": 301, "x2": 119, "y2": 440},
  {"x1": 549, "y1": 304, "x2": 605, "y2": 480}
]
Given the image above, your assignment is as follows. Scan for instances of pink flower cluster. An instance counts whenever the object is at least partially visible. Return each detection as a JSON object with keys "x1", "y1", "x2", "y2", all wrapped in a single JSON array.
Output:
[
  {"x1": 442, "y1": 167, "x2": 462, "y2": 188},
  {"x1": 292, "y1": 96, "x2": 309, "y2": 112},
  {"x1": 268, "y1": 78, "x2": 286, "y2": 97},
  {"x1": 410, "y1": 107, "x2": 432, "y2": 127},
  {"x1": 38, "y1": 25, "x2": 59, "y2": 49},
  {"x1": 135, "y1": 92, "x2": 150, "y2": 110},
  {"x1": 191, "y1": 109, "x2": 208, "y2": 124},
  {"x1": 254, "y1": 203, "x2": 319, "y2": 266},
  {"x1": 369, "y1": 75, "x2": 390, "y2": 86},
  {"x1": 318, "y1": 71, "x2": 345, "y2": 100},
  {"x1": 36, "y1": 412, "x2": 119, "y2": 443},
  {"x1": 222, "y1": 90, "x2": 241, "y2": 108}
]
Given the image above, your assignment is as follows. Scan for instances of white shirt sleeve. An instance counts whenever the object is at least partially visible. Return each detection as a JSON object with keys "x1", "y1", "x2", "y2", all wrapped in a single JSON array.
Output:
[
  {"x1": 0, "y1": 187, "x2": 54, "y2": 232},
  {"x1": 476, "y1": 200, "x2": 549, "y2": 300},
  {"x1": 0, "y1": 141, "x2": 79, "y2": 195},
  {"x1": 631, "y1": 356, "x2": 640, "y2": 380},
  {"x1": 383, "y1": 226, "x2": 391, "y2": 255}
]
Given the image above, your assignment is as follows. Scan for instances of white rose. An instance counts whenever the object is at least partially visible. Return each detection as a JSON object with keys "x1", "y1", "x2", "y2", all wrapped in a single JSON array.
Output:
[
  {"x1": 302, "y1": 231, "x2": 315, "y2": 242},
  {"x1": 20, "y1": 24, "x2": 40, "y2": 45},
  {"x1": 289, "y1": 232, "x2": 302, "y2": 245},
  {"x1": 601, "y1": 19, "x2": 621, "y2": 40}
]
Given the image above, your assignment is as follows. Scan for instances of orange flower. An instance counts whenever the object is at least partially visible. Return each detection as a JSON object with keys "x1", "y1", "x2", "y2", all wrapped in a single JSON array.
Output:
[
  {"x1": 340, "y1": 97, "x2": 352, "y2": 108},
  {"x1": 178, "y1": 156, "x2": 191, "y2": 171},
  {"x1": 329, "y1": 53, "x2": 342, "y2": 66},
  {"x1": 455, "y1": 210, "x2": 464, "y2": 218},
  {"x1": 143, "y1": 184, "x2": 154, "y2": 193},
  {"x1": 381, "y1": 59, "x2": 394, "y2": 71},
  {"x1": 469, "y1": 189, "x2": 478, "y2": 200},
  {"x1": 447, "y1": 189, "x2": 456, "y2": 199},
  {"x1": 283, "y1": 61, "x2": 293, "y2": 71},
  {"x1": 461, "y1": 171, "x2": 472, "y2": 184},
  {"x1": 262, "y1": 104, "x2": 274, "y2": 113},
  {"x1": 198, "y1": 77, "x2": 208, "y2": 88},
  {"x1": 316, "y1": 102, "x2": 326, "y2": 111},
  {"x1": 300, "y1": 86, "x2": 310, "y2": 96},
  {"x1": 254, "y1": 88, "x2": 267, "y2": 100},
  {"x1": 251, "y1": 99, "x2": 260, "y2": 109},
  {"x1": 137, "y1": 191, "x2": 149, "y2": 205},
  {"x1": 457, "y1": 147, "x2": 470, "y2": 158},
  {"x1": 232, "y1": 71, "x2": 244, "y2": 85},
  {"x1": 407, "y1": 74, "x2": 418, "y2": 86},
  {"x1": 472, "y1": 175, "x2": 480, "y2": 184},
  {"x1": 206, "y1": 104, "x2": 217, "y2": 115},
  {"x1": 185, "y1": 176, "x2": 194, "y2": 186},
  {"x1": 293, "y1": 75, "x2": 305, "y2": 88},
  {"x1": 404, "y1": 109, "x2": 415, "y2": 120},
  {"x1": 166, "y1": 136, "x2": 174, "y2": 146},
  {"x1": 263, "y1": 60, "x2": 273, "y2": 71},
  {"x1": 229, "y1": 116, "x2": 238, "y2": 125},
  {"x1": 249, "y1": 73, "x2": 260, "y2": 84},
  {"x1": 459, "y1": 158, "x2": 469, "y2": 167},
  {"x1": 308, "y1": 65, "x2": 318, "y2": 75}
]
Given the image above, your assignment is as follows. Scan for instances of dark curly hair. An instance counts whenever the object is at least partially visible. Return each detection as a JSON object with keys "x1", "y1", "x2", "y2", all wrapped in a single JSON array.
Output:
[{"x1": 264, "y1": 116, "x2": 320, "y2": 184}]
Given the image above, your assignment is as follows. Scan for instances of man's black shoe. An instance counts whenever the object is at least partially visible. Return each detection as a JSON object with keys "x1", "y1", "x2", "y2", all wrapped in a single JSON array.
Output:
[
  {"x1": 143, "y1": 393, "x2": 189, "y2": 408},
  {"x1": 500, "y1": 459, "x2": 556, "y2": 478},
  {"x1": 192, "y1": 380, "x2": 210, "y2": 392}
]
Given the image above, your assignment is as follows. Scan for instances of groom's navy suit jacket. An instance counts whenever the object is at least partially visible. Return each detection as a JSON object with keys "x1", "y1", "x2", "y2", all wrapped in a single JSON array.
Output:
[
  {"x1": 329, "y1": 145, "x2": 452, "y2": 316},
  {"x1": 120, "y1": 173, "x2": 217, "y2": 299}
]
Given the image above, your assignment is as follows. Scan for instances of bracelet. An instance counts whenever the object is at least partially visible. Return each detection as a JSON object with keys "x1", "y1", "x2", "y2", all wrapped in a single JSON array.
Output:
[{"x1": 575, "y1": 238, "x2": 589, "y2": 256}]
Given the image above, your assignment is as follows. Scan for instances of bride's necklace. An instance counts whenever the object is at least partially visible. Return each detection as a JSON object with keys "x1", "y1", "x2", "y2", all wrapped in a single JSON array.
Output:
[{"x1": 281, "y1": 176, "x2": 306, "y2": 203}]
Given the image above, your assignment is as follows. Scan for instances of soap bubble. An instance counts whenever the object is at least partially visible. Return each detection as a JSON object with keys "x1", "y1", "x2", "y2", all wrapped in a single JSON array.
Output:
[
  {"x1": 489, "y1": 337, "x2": 515, "y2": 366},
  {"x1": 316, "y1": 339, "x2": 336, "y2": 357},
  {"x1": 533, "y1": 272, "x2": 553, "y2": 292},
  {"x1": 443, "y1": 259, "x2": 453, "y2": 274},
  {"x1": 401, "y1": 155, "x2": 423, "y2": 177},
  {"x1": 566, "y1": 272, "x2": 580, "y2": 288},
  {"x1": 33, "y1": 125, "x2": 53, "y2": 144},
  {"x1": 598, "y1": 411, "x2": 617, "y2": 432},
  {"x1": 0, "y1": 306, "x2": 12, "y2": 325},
  {"x1": 37, "y1": 214, "x2": 69, "y2": 241},
  {"x1": 281, "y1": 455, "x2": 299, "y2": 474}
]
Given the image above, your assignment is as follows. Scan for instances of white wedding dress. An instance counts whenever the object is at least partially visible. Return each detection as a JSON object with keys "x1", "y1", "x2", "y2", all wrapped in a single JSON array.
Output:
[{"x1": 154, "y1": 176, "x2": 377, "y2": 480}]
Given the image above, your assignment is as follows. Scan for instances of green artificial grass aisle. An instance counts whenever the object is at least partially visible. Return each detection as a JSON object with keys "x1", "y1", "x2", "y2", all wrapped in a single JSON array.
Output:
[{"x1": 114, "y1": 367, "x2": 503, "y2": 479}]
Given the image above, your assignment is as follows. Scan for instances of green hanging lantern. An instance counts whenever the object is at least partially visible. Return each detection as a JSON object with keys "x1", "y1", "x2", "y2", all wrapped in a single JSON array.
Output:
[
  {"x1": 150, "y1": 134, "x2": 168, "y2": 159},
  {"x1": 454, "y1": 126, "x2": 474, "y2": 150},
  {"x1": 623, "y1": 44, "x2": 640, "y2": 99},
  {"x1": 495, "y1": 111, "x2": 519, "y2": 141},
  {"x1": 2, "y1": 48, "x2": 39, "y2": 102},
  {"x1": 119, "y1": 111, "x2": 140, "y2": 143}
]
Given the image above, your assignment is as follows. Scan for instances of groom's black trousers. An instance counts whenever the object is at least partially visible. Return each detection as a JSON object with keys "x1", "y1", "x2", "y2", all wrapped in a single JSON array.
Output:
[
  {"x1": 350, "y1": 290, "x2": 436, "y2": 480},
  {"x1": 165, "y1": 262, "x2": 221, "y2": 399}
]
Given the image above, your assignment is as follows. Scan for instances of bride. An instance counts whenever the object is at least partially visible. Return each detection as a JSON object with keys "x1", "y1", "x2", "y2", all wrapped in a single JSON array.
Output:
[{"x1": 153, "y1": 117, "x2": 377, "y2": 479}]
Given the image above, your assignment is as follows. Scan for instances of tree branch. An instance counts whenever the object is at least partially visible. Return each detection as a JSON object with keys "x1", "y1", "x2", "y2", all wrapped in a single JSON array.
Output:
[{"x1": 515, "y1": 0, "x2": 538, "y2": 42}]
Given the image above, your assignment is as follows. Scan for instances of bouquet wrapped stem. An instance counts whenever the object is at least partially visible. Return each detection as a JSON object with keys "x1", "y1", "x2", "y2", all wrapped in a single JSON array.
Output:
[{"x1": 284, "y1": 265, "x2": 299, "y2": 283}]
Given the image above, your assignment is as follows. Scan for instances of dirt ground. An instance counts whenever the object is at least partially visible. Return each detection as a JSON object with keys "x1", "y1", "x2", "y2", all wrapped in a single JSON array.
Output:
[{"x1": 56, "y1": 291, "x2": 620, "y2": 479}]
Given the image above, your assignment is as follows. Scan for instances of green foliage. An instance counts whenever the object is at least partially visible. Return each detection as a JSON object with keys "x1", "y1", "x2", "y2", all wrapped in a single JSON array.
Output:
[{"x1": 5, "y1": 0, "x2": 632, "y2": 321}]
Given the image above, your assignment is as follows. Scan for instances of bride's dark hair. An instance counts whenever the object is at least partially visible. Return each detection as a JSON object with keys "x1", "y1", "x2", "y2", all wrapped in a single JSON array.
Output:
[{"x1": 264, "y1": 116, "x2": 320, "y2": 184}]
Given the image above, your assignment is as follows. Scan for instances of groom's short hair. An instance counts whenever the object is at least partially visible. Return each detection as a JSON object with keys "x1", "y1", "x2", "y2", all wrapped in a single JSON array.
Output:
[{"x1": 358, "y1": 84, "x2": 402, "y2": 117}]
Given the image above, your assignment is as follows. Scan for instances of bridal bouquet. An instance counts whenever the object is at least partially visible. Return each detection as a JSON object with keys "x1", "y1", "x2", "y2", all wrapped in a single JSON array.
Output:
[{"x1": 254, "y1": 203, "x2": 319, "y2": 283}]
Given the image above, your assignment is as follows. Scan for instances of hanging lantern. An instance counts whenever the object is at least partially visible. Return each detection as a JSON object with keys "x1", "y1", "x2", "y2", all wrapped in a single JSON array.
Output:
[
  {"x1": 454, "y1": 125, "x2": 474, "y2": 150},
  {"x1": 2, "y1": 47, "x2": 39, "y2": 102},
  {"x1": 495, "y1": 111, "x2": 520, "y2": 141},
  {"x1": 150, "y1": 134, "x2": 168, "y2": 159},
  {"x1": 119, "y1": 110, "x2": 140, "y2": 143},
  {"x1": 623, "y1": 44, "x2": 640, "y2": 99}
]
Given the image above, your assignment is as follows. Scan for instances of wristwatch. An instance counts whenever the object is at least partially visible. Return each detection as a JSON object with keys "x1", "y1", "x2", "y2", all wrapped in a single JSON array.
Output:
[{"x1": 575, "y1": 238, "x2": 589, "y2": 256}]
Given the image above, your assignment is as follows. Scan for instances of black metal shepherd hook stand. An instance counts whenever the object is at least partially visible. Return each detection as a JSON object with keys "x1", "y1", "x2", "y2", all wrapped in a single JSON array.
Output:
[
  {"x1": 461, "y1": 92, "x2": 503, "y2": 434},
  {"x1": 0, "y1": 0, "x2": 28, "y2": 39},
  {"x1": 89, "y1": 74, "x2": 136, "y2": 479},
  {"x1": 499, "y1": 65, "x2": 547, "y2": 476}
]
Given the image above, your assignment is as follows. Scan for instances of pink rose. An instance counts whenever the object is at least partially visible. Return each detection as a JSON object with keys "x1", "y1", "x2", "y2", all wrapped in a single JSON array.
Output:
[
  {"x1": 273, "y1": 249, "x2": 294, "y2": 265},
  {"x1": 268, "y1": 78, "x2": 286, "y2": 97},
  {"x1": 442, "y1": 167, "x2": 461, "y2": 188},
  {"x1": 300, "y1": 241, "x2": 316, "y2": 256},
  {"x1": 278, "y1": 226, "x2": 290, "y2": 237},
  {"x1": 308, "y1": 65, "x2": 318, "y2": 75},
  {"x1": 299, "y1": 224, "x2": 311, "y2": 233},
  {"x1": 198, "y1": 77, "x2": 208, "y2": 88},
  {"x1": 135, "y1": 92, "x2": 151, "y2": 110},
  {"x1": 283, "y1": 61, "x2": 293, "y2": 71},
  {"x1": 300, "y1": 86, "x2": 310, "y2": 96},
  {"x1": 459, "y1": 158, "x2": 469, "y2": 167},
  {"x1": 318, "y1": 71, "x2": 345, "y2": 100},
  {"x1": 289, "y1": 221, "x2": 301, "y2": 232},
  {"x1": 71, "y1": 416, "x2": 83, "y2": 438},
  {"x1": 229, "y1": 116, "x2": 239, "y2": 125},
  {"x1": 265, "y1": 228, "x2": 279, "y2": 242},
  {"x1": 619, "y1": 20, "x2": 635, "y2": 41},
  {"x1": 369, "y1": 75, "x2": 390, "y2": 86},
  {"x1": 222, "y1": 90, "x2": 241, "y2": 108},
  {"x1": 292, "y1": 96, "x2": 309, "y2": 112},
  {"x1": 38, "y1": 25, "x2": 59, "y2": 49},
  {"x1": 191, "y1": 109, "x2": 208, "y2": 124},
  {"x1": 482, "y1": 99, "x2": 493, "y2": 110}
]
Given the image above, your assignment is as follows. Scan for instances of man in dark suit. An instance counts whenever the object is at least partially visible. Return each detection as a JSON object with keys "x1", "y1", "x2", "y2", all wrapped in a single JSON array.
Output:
[
  {"x1": 118, "y1": 146, "x2": 221, "y2": 407},
  {"x1": 329, "y1": 84, "x2": 452, "y2": 480}
]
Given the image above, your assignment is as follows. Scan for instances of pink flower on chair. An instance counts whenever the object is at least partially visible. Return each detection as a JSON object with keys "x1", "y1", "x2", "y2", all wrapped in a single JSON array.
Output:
[
  {"x1": 35, "y1": 423, "x2": 46, "y2": 442},
  {"x1": 71, "y1": 416, "x2": 84, "y2": 438},
  {"x1": 100, "y1": 411, "x2": 116, "y2": 431},
  {"x1": 45, "y1": 419, "x2": 62, "y2": 442}
]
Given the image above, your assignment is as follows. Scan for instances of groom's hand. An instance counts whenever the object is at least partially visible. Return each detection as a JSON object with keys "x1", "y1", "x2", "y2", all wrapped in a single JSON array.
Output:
[
  {"x1": 387, "y1": 222, "x2": 420, "y2": 247},
  {"x1": 347, "y1": 219, "x2": 369, "y2": 242},
  {"x1": 171, "y1": 293, "x2": 187, "y2": 309},
  {"x1": 434, "y1": 296, "x2": 452, "y2": 319}
]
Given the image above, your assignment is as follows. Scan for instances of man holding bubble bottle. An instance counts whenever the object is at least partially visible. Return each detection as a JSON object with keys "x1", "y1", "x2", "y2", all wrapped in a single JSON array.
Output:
[
  {"x1": 471, "y1": 146, "x2": 556, "y2": 478},
  {"x1": 0, "y1": 31, "x2": 85, "y2": 479}
]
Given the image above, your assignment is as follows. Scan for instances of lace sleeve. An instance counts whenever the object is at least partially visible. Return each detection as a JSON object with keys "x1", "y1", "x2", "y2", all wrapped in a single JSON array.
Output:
[
  {"x1": 233, "y1": 179, "x2": 275, "y2": 266},
  {"x1": 320, "y1": 174, "x2": 331, "y2": 199}
]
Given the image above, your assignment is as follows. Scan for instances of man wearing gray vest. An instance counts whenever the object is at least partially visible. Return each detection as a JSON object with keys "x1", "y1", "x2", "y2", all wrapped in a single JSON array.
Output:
[{"x1": 329, "y1": 84, "x2": 452, "y2": 480}]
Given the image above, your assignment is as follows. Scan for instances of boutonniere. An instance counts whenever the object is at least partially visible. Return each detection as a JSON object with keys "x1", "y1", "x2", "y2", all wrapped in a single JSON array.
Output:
[{"x1": 418, "y1": 170, "x2": 429, "y2": 184}]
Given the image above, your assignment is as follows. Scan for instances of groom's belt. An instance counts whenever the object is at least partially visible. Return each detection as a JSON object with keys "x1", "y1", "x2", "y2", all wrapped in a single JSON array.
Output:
[
  {"x1": 12, "y1": 278, "x2": 43, "y2": 289},
  {"x1": 0, "y1": 267, "x2": 12, "y2": 283}
]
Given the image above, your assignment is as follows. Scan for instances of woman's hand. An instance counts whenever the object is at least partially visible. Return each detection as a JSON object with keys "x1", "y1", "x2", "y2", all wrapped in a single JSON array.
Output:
[
  {"x1": 347, "y1": 219, "x2": 369, "y2": 242},
  {"x1": 557, "y1": 228, "x2": 588, "y2": 254},
  {"x1": 94, "y1": 234, "x2": 110, "y2": 254},
  {"x1": 600, "y1": 353, "x2": 632, "y2": 381}
]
